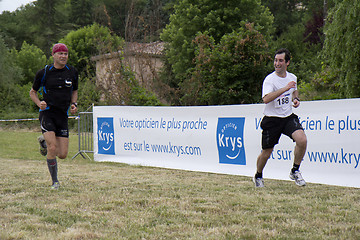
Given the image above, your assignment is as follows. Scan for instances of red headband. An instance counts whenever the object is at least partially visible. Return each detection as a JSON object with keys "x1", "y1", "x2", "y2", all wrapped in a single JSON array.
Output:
[{"x1": 52, "y1": 43, "x2": 68, "y2": 55}]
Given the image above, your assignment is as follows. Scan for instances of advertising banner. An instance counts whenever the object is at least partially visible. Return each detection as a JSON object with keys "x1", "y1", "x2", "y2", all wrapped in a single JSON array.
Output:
[{"x1": 94, "y1": 99, "x2": 360, "y2": 188}]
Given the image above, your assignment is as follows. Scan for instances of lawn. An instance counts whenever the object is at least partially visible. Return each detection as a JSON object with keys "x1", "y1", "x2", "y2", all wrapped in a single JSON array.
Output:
[{"x1": 0, "y1": 130, "x2": 359, "y2": 239}]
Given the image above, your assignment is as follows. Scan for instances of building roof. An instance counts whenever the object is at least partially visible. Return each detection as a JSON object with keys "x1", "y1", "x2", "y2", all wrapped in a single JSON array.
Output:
[{"x1": 91, "y1": 41, "x2": 165, "y2": 61}]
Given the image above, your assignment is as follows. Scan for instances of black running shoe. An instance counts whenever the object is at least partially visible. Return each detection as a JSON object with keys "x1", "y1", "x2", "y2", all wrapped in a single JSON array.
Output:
[{"x1": 37, "y1": 135, "x2": 47, "y2": 156}]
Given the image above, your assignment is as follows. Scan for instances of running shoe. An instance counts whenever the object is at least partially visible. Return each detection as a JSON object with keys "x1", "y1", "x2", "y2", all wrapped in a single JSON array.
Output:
[
  {"x1": 253, "y1": 177, "x2": 265, "y2": 188},
  {"x1": 37, "y1": 135, "x2": 47, "y2": 156},
  {"x1": 51, "y1": 182, "x2": 60, "y2": 190},
  {"x1": 289, "y1": 170, "x2": 306, "y2": 186}
]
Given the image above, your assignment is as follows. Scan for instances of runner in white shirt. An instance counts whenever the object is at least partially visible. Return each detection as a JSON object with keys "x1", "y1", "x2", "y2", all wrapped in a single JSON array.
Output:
[
  {"x1": 262, "y1": 71, "x2": 297, "y2": 117},
  {"x1": 253, "y1": 48, "x2": 307, "y2": 188}
]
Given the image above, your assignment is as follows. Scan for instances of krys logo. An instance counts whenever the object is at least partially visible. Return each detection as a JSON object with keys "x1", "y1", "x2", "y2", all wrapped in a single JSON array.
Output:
[
  {"x1": 216, "y1": 118, "x2": 246, "y2": 165},
  {"x1": 97, "y1": 117, "x2": 115, "y2": 155}
]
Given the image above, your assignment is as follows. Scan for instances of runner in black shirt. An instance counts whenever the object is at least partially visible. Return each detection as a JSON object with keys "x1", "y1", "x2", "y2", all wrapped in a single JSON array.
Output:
[{"x1": 30, "y1": 43, "x2": 78, "y2": 190}]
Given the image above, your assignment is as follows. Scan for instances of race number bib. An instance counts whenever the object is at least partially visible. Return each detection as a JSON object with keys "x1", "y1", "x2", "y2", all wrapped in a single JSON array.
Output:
[{"x1": 275, "y1": 94, "x2": 291, "y2": 108}]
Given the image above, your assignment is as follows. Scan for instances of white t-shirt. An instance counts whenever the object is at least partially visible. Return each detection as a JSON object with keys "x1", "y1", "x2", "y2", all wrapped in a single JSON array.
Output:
[{"x1": 262, "y1": 71, "x2": 297, "y2": 117}]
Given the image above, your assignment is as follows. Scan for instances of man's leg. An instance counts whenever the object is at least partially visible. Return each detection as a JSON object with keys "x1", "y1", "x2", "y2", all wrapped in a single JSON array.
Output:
[
  {"x1": 292, "y1": 129, "x2": 307, "y2": 166},
  {"x1": 290, "y1": 129, "x2": 307, "y2": 186},
  {"x1": 256, "y1": 148, "x2": 274, "y2": 176},
  {"x1": 56, "y1": 136, "x2": 69, "y2": 159},
  {"x1": 44, "y1": 131, "x2": 57, "y2": 159},
  {"x1": 43, "y1": 132, "x2": 59, "y2": 188},
  {"x1": 253, "y1": 148, "x2": 273, "y2": 187}
]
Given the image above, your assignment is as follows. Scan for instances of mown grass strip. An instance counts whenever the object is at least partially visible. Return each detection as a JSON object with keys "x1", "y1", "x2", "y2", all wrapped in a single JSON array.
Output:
[{"x1": 0, "y1": 130, "x2": 359, "y2": 239}]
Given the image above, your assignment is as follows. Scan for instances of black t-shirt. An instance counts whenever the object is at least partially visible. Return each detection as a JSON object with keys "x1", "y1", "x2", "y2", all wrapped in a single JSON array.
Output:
[{"x1": 32, "y1": 64, "x2": 78, "y2": 112}]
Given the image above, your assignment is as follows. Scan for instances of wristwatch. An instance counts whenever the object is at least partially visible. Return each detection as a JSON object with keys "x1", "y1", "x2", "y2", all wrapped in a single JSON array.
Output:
[{"x1": 71, "y1": 102, "x2": 78, "y2": 107}]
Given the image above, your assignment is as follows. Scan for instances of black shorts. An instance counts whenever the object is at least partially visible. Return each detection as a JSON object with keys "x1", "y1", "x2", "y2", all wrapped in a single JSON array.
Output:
[
  {"x1": 39, "y1": 109, "x2": 69, "y2": 137},
  {"x1": 261, "y1": 113, "x2": 304, "y2": 149}
]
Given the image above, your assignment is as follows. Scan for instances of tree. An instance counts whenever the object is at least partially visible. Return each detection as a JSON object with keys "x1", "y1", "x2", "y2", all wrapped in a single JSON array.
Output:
[
  {"x1": 160, "y1": 0, "x2": 274, "y2": 104},
  {"x1": 60, "y1": 23, "x2": 123, "y2": 76},
  {"x1": 321, "y1": 0, "x2": 360, "y2": 98},
  {"x1": 261, "y1": 0, "x2": 305, "y2": 37},
  {"x1": 92, "y1": 0, "x2": 175, "y2": 41},
  {"x1": 182, "y1": 23, "x2": 271, "y2": 105},
  {"x1": 0, "y1": 4, "x2": 37, "y2": 50},
  {"x1": 161, "y1": 0, "x2": 273, "y2": 83},
  {"x1": 0, "y1": 36, "x2": 23, "y2": 86},
  {"x1": 33, "y1": 0, "x2": 73, "y2": 56},
  {"x1": 0, "y1": 36, "x2": 30, "y2": 115},
  {"x1": 69, "y1": 0, "x2": 94, "y2": 28},
  {"x1": 12, "y1": 41, "x2": 47, "y2": 85},
  {"x1": 0, "y1": 0, "x2": 174, "y2": 53},
  {"x1": 262, "y1": 0, "x2": 336, "y2": 38}
]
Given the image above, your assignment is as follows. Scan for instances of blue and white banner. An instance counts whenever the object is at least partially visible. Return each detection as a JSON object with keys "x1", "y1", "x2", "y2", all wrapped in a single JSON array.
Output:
[
  {"x1": 97, "y1": 117, "x2": 115, "y2": 155},
  {"x1": 93, "y1": 98, "x2": 360, "y2": 188}
]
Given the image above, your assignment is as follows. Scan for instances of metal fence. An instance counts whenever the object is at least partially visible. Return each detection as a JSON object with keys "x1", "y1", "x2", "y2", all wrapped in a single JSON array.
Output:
[{"x1": 72, "y1": 106, "x2": 94, "y2": 160}]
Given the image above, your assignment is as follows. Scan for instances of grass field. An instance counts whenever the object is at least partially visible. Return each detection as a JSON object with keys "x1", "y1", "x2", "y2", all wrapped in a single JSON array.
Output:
[{"x1": 0, "y1": 130, "x2": 359, "y2": 239}]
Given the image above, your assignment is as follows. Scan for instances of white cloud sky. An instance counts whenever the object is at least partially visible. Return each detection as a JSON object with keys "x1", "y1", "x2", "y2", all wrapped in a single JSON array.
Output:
[{"x1": 0, "y1": 0, "x2": 35, "y2": 13}]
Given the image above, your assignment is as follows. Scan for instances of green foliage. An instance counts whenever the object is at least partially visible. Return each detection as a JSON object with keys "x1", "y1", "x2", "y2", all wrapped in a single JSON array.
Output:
[
  {"x1": 262, "y1": 0, "x2": 336, "y2": 38},
  {"x1": 77, "y1": 77, "x2": 101, "y2": 111},
  {"x1": 0, "y1": 36, "x2": 22, "y2": 85},
  {"x1": 262, "y1": 0, "x2": 309, "y2": 37},
  {"x1": 11, "y1": 82, "x2": 39, "y2": 114},
  {"x1": 129, "y1": 86, "x2": 163, "y2": 106},
  {"x1": 33, "y1": 0, "x2": 73, "y2": 56},
  {"x1": 0, "y1": 4, "x2": 37, "y2": 50},
  {"x1": 0, "y1": 0, "x2": 356, "y2": 109},
  {"x1": 299, "y1": 64, "x2": 343, "y2": 101},
  {"x1": 60, "y1": 23, "x2": 124, "y2": 76},
  {"x1": 272, "y1": 23, "x2": 322, "y2": 88},
  {"x1": 11, "y1": 41, "x2": 47, "y2": 85},
  {"x1": 160, "y1": 0, "x2": 274, "y2": 104},
  {"x1": 0, "y1": 36, "x2": 27, "y2": 117},
  {"x1": 92, "y1": 0, "x2": 174, "y2": 41},
  {"x1": 182, "y1": 23, "x2": 271, "y2": 105},
  {"x1": 0, "y1": 83, "x2": 37, "y2": 119},
  {"x1": 69, "y1": 0, "x2": 94, "y2": 28},
  {"x1": 321, "y1": 0, "x2": 360, "y2": 98},
  {"x1": 0, "y1": 0, "x2": 174, "y2": 49}
]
